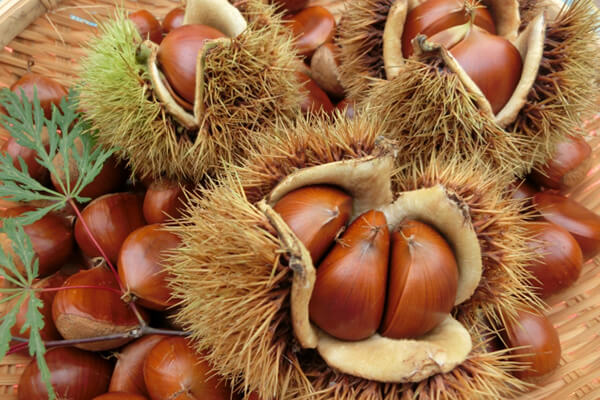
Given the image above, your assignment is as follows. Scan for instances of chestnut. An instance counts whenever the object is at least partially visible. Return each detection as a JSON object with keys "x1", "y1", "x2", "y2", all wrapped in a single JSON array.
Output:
[
  {"x1": 288, "y1": 6, "x2": 336, "y2": 59},
  {"x1": 51, "y1": 139, "x2": 126, "y2": 200},
  {"x1": 93, "y1": 394, "x2": 148, "y2": 400},
  {"x1": 402, "y1": 0, "x2": 496, "y2": 58},
  {"x1": 158, "y1": 24, "x2": 226, "y2": 105},
  {"x1": 52, "y1": 265, "x2": 149, "y2": 351},
  {"x1": 310, "y1": 42, "x2": 345, "y2": 100},
  {"x1": 18, "y1": 346, "x2": 113, "y2": 400},
  {"x1": 11, "y1": 270, "x2": 68, "y2": 341},
  {"x1": 504, "y1": 309, "x2": 561, "y2": 380},
  {"x1": 380, "y1": 220, "x2": 458, "y2": 339},
  {"x1": 129, "y1": 10, "x2": 163, "y2": 44},
  {"x1": 273, "y1": 184, "x2": 352, "y2": 263},
  {"x1": 109, "y1": 335, "x2": 167, "y2": 396},
  {"x1": 309, "y1": 210, "x2": 389, "y2": 341},
  {"x1": 272, "y1": 0, "x2": 309, "y2": 13},
  {"x1": 533, "y1": 192, "x2": 600, "y2": 261},
  {"x1": 1, "y1": 127, "x2": 50, "y2": 183},
  {"x1": 529, "y1": 135, "x2": 592, "y2": 190},
  {"x1": 10, "y1": 72, "x2": 68, "y2": 119},
  {"x1": 143, "y1": 179, "x2": 187, "y2": 224},
  {"x1": 524, "y1": 222, "x2": 583, "y2": 298},
  {"x1": 118, "y1": 224, "x2": 181, "y2": 310},
  {"x1": 143, "y1": 337, "x2": 232, "y2": 400},
  {"x1": 296, "y1": 71, "x2": 335, "y2": 115},
  {"x1": 74, "y1": 192, "x2": 146, "y2": 264},
  {"x1": 162, "y1": 7, "x2": 185, "y2": 33},
  {"x1": 1, "y1": 206, "x2": 74, "y2": 278}
]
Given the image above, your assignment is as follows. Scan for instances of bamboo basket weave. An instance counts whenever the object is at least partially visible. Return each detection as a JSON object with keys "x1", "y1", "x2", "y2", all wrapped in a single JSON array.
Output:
[{"x1": 0, "y1": 0, "x2": 598, "y2": 399}]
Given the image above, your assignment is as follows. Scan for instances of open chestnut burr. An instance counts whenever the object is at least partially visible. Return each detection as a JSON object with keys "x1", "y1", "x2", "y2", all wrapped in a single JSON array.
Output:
[
  {"x1": 337, "y1": 0, "x2": 598, "y2": 177},
  {"x1": 165, "y1": 113, "x2": 545, "y2": 399}
]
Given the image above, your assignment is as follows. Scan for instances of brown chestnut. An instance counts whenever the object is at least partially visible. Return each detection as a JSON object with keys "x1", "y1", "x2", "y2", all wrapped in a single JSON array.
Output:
[
  {"x1": 129, "y1": 10, "x2": 163, "y2": 44},
  {"x1": 11, "y1": 270, "x2": 68, "y2": 341},
  {"x1": 524, "y1": 222, "x2": 583, "y2": 298},
  {"x1": 402, "y1": 0, "x2": 495, "y2": 58},
  {"x1": 143, "y1": 336, "x2": 232, "y2": 400},
  {"x1": 273, "y1": 184, "x2": 352, "y2": 263},
  {"x1": 272, "y1": 0, "x2": 309, "y2": 13},
  {"x1": 18, "y1": 346, "x2": 113, "y2": 400},
  {"x1": 143, "y1": 179, "x2": 187, "y2": 224},
  {"x1": 288, "y1": 6, "x2": 336, "y2": 59},
  {"x1": 10, "y1": 72, "x2": 68, "y2": 119},
  {"x1": 158, "y1": 24, "x2": 226, "y2": 105},
  {"x1": 1, "y1": 206, "x2": 73, "y2": 278},
  {"x1": 74, "y1": 192, "x2": 146, "y2": 264},
  {"x1": 296, "y1": 71, "x2": 335, "y2": 115},
  {"x1": 93, "y1": 393, "x2": 148, "y2": 400},
  {"x1": 309, "y1": 210, "x2": 389, "y2": 341},
  {"x1": 52, "y1": 265, "x2": 149, "y2": 351},
  {"x1": 1, "y1": 127, "x2": 51, "y2": 183},
  {"x1": 118, "y1": 224, "x2": 180, "y2": 310},
  {"x1": 109, "y1": 334, "x2": 167, "y2": 396},
  {"x1": 533, "y1": 192, "x2": 600, "y2": 261},
  {"x1": 380, "y1": 220, "x2": 458, "y2": 339},
  {"x1": 504, "y1": 309, "x2": 561, "y2": 380},
  {"x1": 51, "y1": 138, "x2": 126, "y2": 200},
  {"x1": 530, "y1": 135, "x2": 592, "y2": 190},
  {"x1": 162, "y1": 7, "x2": 185, "y2": 33}
]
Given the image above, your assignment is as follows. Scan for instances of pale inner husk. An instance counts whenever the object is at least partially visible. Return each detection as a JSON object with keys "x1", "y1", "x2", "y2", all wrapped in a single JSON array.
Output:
[
  {"x1": 145, "y1": 0, "x2": 247, "y2": 130},
  {"x1": 263, "y1": 157, "x2": 482, "y2": 383},
  {"x1": 383, "y1": 0, "x2": 520, "y2": 80}
]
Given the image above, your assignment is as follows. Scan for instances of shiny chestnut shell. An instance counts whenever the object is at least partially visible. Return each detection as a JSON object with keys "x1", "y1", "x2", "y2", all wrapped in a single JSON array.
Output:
[
  {"x1": 1, "y1": 127, "x2": 51, "y2": 183},
  {"x1": 524, "y1": 222, "x2": 583, "y2": 298},
  {"x1": 1, "y1": 206, "x2": 73, "y2": 277},
  {"x1": 273, "y1": 184, "x2": 352, "y2": 263},
  {"x1": 118, "y1": 224, "x2": 180, "y2": 310},
  {"x1": 143, "y1": 336, "x2": 232, "y2": 400},
  {"x1": 129, "y1": 10, "x2": 163, "y2": 44},
  {"x1": 11, "y1": 270, "x2": 69, "y2": 340},
  {"x1": 449, "y1": 27, "x2": 522, "y2": 114},
  {"x1": 288, "y1": 6, "x2": 336, "y2": 59},
  {"x1": 10, "y1": 73, "x2": 68, "y2": 119},
  {"x1": 74, "y1": 192, "x2": 146, "y2": 264},
  {"x1": 533, "y1": 192, "x2": 600, "y2": 261},
  {"x1": 504, "y1": 309, "x2": 561, "y2": 379},
  {"x1": 530, "y1": 135, "x2": 592, "y2": 190},
  {"x1": 52, "y1": 265, "x2": 148, "y2": 351},
  {"x1": 296, "y1": 72, "x2": 335, "y2": 115},
  {"x1": 273, "y1": 0, "x2": 309, "y2": 13},
  {"x1": 162, "y1": 7, "x2": 185, "y2": 33},
  {"x1": 309, "y1": 210, "x2": 390, "y2": 341},
  {"x1": 18, "y1": 346, "x2": 113, "y2": 400},
  {"x1": 402, "y1": 0, "x2": 495, "y2": 58},
  {"x1": 109, "y1": 335, "x2": 167, "y2": 396},
  {"x1": 380, "y1": 220, "x2": 458, "y2": 339},
  {"x1": 93, "y1": 394, "x2": 148, "y2": 400},
  {"x1": 143, "y1": 180, "x2": 187, "y2": 224},
  {"x1": 157, "y1": 24, "x2": 226, "y2": 105}
]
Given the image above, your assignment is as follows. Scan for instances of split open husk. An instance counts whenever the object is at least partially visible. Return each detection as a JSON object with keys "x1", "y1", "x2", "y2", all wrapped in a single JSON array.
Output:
[
  {"x1": 338, "y1": 0, "x2": 600, "y2": 175},
  {"x1": 78, "y1": 0, "x2": 304, "y2": 182},
  {"x1": 166, "y1": 113, "x2": 540, "y2": 399}
]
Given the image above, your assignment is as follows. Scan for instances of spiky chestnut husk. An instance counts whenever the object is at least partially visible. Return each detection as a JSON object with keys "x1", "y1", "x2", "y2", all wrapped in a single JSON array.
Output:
[
  {"x1": 511, "y1": 0, "x2": 600, "y2": 174},
  {"x1": 78, "y1": 1, "x2": 304, "y2": 183},
  {"x1": 166, "y1": 113, "x2": 541, "y2": 400},
  {"x1": 337, "y1": 0, "x2": 600, "y2": 176}
]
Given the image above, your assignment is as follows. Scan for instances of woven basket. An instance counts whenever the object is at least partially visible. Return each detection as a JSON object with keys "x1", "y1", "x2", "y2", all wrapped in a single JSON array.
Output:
[{"x1": 0, "y1": 0, "x2": 599, "y2": 399}]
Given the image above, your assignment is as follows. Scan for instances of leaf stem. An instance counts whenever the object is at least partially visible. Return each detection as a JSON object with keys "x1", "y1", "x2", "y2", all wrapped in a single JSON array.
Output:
[{"x1": 8, "y1": 326, "x2": 188, "y2": 354}]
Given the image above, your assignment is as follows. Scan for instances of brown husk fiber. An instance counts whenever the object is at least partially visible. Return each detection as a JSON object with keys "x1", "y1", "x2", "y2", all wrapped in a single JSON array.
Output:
[
  {"x1": 338, "y1": 0, "x2": 600, "y2": 176},
  {"x1": 79, "y1": 0, "x2": 303, "y2": 183},
  {"x1": 167, "y1": 113, "x2": 541, "y2": 400}
]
